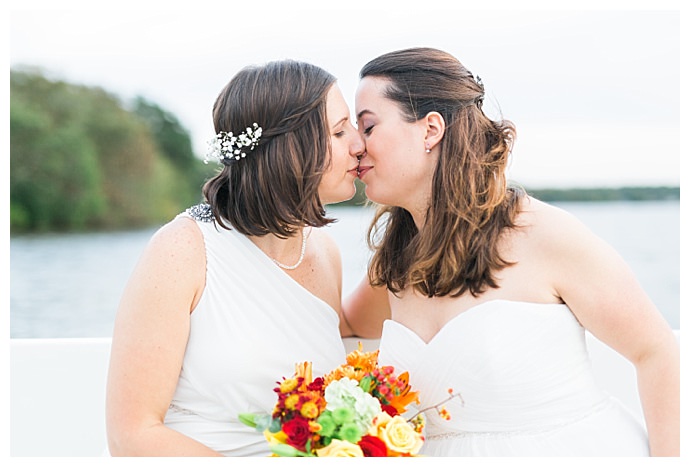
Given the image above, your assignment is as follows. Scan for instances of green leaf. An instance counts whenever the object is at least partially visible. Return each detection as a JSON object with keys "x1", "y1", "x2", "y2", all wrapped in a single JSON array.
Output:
[
  {"x1": 359, "y1": 376, "x2": 374, "y2": 393},
  {"x1": 268, "y1": 416, "x2": 283, "y2": 433},
  {"x1": 270, "y1": 444, "x2": 313, "y2": 457},
  {"x1": 254, "y1": 414, "x2": 273, "y2": 432},
  {"x1": 238, "y1": 412, "x2": 272, "y2": 432},
  {"x1": 238, "y1": 412, "x2": 259, "y2": 428}
]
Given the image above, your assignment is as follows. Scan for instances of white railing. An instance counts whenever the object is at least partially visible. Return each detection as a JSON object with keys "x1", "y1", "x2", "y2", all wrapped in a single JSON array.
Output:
[{"x1": 9, "y1": 332, "x2": 679, "y2": 456}]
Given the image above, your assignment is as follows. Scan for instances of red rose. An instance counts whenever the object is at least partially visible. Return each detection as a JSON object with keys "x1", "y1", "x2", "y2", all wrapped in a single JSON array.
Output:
[
  {"x1": 282, "y1": 417, "x2": 311, "y2": 450},
  {"x1": 381, "y1": 403, "x2": 399, "y2": 417},
  {"x1": 358, "y1": 434, "x2": 388, "y2": 457}
]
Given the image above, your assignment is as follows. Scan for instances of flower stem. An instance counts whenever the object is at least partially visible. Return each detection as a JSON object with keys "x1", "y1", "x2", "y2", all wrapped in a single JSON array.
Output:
[{"x1": 406, "y1": 390, "x2": 464, "y2": 422}]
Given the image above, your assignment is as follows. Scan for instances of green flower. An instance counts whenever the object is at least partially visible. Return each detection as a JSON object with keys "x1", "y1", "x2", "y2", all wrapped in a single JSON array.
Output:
[
  {"x1": 338, "y1": 421, "x2": 363, "y2": 444},
  {"x1": 317, "y1": 411, "x2": 337, "y2": 438},
  {"x1": 331, "y1": 407, "x2": 354, "y2": 425}
]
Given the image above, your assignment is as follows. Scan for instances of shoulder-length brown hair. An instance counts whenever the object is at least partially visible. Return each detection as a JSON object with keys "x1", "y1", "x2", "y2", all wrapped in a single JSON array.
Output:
[
  {"x1": 361, "y1": 47, "x2": 525, "y2": 298},
  {"x1": 203, "y1": 60, "x2": 336, "y2": 238}
]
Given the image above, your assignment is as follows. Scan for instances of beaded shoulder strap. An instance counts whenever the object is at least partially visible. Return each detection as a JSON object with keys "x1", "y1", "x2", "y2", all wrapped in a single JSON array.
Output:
[{"x1": 185, "y1": 203, "x2": 215, "y2": 223}]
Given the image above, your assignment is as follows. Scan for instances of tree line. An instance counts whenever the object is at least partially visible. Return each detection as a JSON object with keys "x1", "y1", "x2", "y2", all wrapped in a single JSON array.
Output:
[
  {"x1": 10, "y1": 68, "x2": 679, "y2": 234},
  {"x1": 10, "y1": 68, "x2": 215, "y2": 233}
]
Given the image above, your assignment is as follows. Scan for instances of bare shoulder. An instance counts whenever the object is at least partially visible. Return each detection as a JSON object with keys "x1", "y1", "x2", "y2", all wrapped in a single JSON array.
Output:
[
  {"x1": 515, "y1": 196, "x2": 622, "y2": 275},
  {"x1": 141, "y1": 216, "x2": 206, "y2": 272},
  {"x1": 151, "y1": 216, "x2": 203, "y2": 249},
  {"x1": 115, "y1": 215, "x2": 206, "y2": 322},
  {"x1": 309, "y1": 227, "x2": 343, "y2": 278},
  {"x1": 518, "y1": 196, "x2": 579, "y2": 228},
  {"x1": 308, "y1": 227, "x2": 341, "y2": 261},
  {"x1": 516, "y1": 196, "x2": 593, "y2": 248}
]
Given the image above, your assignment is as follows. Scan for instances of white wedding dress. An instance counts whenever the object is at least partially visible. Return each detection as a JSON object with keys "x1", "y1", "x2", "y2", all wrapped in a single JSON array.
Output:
[
  {"x1": 161, "y1": 204, "x2": 346, "y2": 456},
  {"x1": 377, "y1": 300, "x2": 649, "y2": 456}
]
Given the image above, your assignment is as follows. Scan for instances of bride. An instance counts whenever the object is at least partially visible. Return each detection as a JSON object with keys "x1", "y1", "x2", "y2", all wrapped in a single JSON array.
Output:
[
  {"x1": 106, "y1": 60, "x2": 365, "y2": 456},
  {"x1": 342, "y1": 47, "x2": 679, "y2": 456}
]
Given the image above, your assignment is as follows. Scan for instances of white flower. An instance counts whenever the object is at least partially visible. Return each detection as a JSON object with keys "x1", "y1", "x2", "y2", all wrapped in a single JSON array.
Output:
[
  {"x1": 204, "y1": 123, "x2": 262, "y2": 164},
  {"x1": 324, "y1": 378, "x2": 382, "y2": 432}
]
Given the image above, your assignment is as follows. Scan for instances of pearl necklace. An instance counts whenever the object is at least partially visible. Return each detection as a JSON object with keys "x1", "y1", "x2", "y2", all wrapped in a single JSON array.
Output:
[{"x1": 271, "y1": 228, "x2": 308, "y2": 270}]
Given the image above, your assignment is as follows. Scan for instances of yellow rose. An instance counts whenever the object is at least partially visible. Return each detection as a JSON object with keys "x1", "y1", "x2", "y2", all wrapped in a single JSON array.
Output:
[
  {"x1": 315, "y1": 439, "x2": 364, "y2": 457},
  {"x1": 378, "y1": 415, "x2": 424, "y2": 455},
  {"x1": 368, "y1": 411, "x2": 392, "y2": 437},
  {"x1": 263, "y1": 429, "x2": 288, "y2": 445}
]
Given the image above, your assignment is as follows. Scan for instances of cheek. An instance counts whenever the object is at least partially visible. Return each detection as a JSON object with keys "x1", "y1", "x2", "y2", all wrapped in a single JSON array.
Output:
[
  {"x1": 330, "y1": 144, "x2": 350, "y2": 172},
  {"x1": 365, "y1": 135, "x2": 382, "y2": 156},
  {"x1": 323, "y1": 146, "x2": 351, "y2": 184},
  {"x1": 366, "y1": 128, "x2": 399, "y2": 160}
]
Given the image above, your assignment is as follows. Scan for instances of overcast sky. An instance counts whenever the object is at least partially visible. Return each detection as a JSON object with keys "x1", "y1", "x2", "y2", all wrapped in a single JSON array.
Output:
[{"x1": 9, "y1": 1, "x2": 683, "y2": 188}]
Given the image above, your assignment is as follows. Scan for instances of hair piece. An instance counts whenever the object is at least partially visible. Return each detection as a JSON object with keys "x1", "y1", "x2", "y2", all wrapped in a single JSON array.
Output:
[{"x1": 205, "y1": 123, "x2": 263, "y2": 164}]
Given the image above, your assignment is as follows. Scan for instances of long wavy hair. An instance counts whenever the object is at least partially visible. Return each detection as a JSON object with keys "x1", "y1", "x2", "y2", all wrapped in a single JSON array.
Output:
[
  {"x1": 362, "y1": 48, "x2": 525, "y2": 298},
  {"x1": 203, "y1": 60, "x2": 337, "y2": 238}
]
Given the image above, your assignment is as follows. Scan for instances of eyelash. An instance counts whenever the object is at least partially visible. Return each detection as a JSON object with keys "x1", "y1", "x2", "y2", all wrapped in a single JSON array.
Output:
[{"x1": 363, "y1": 126, "x2": 374, "y2": 135}]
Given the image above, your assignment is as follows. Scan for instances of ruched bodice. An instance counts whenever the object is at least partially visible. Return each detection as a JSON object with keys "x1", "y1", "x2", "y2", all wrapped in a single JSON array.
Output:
[{"x1": 378, "y1": 300, "x2": 649, "y2": 456}]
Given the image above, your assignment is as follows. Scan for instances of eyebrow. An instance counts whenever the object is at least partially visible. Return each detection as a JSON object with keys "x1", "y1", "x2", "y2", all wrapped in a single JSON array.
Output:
[
  {"x1": 357, "y1": 109, "x2": 374, "y2": 119},
  {"x1": 331, "y1": 116, "x2": 349, "y2": 130}
]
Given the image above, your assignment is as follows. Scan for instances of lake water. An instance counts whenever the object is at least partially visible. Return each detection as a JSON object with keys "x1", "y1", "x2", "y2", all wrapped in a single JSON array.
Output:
[{"x1": 9, "y1": 201, "x2": 680, "y2": 338}]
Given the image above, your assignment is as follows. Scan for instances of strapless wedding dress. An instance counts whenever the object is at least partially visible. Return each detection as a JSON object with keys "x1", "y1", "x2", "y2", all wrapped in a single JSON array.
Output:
[{"x1": 378, "y1": 300, "x2": 649, "y2": 456}]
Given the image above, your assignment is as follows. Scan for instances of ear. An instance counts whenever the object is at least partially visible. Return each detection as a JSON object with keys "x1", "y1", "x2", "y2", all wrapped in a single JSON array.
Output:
[{"x1": 423, "y1": 111, "x2": 445, "y2": 152}]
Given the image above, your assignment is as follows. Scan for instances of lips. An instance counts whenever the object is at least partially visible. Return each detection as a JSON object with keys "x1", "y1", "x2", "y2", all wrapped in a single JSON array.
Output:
[
  {"x1": 353, "y1": 154, "x2": 372, "y2": 179},
  {"x1": 357, "y1": 165, "x2": 372, "y2": 179}
]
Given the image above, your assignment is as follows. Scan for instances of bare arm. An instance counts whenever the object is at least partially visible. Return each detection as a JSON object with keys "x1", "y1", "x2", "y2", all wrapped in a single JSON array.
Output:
[
  {"x1": 341, "y1": 275, "x2": 391, "y2": 338},
  {"x1": 105, "y1": 217, "x2": 222, "y2": 456},
  {"x1": 541, "y1": 204, "x2": 679, "y2": 456}
]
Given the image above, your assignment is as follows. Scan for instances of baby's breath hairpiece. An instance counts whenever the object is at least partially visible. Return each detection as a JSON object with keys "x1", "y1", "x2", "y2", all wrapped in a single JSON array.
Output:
[{"x1": 204, "y1": 123, "x2": 263, "y2": 164}]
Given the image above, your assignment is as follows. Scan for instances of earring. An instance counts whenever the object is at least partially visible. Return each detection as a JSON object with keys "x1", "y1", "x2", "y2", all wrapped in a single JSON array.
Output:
[{"x1": 425, "y1": 145, "x2": 431, "y2": 154}]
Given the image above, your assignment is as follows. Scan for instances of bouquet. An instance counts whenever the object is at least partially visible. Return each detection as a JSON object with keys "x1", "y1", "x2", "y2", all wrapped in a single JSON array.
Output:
[{"x1": 239, "y1": 344, "x2": 461, "y2": 457}]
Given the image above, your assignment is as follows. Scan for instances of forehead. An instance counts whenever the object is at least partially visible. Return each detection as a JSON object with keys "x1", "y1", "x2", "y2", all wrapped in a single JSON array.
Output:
[
  {"x1": 355, "y1": 76, "x2": 394, "y2": 114},
  {"x1": 326, "y1": 84, "x2": 349, "y2": 119}
]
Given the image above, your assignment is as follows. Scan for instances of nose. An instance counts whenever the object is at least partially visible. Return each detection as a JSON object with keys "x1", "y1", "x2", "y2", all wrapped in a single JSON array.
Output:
[{"x1": 351, "y1": 130, "x2": 365, "y2": 159}]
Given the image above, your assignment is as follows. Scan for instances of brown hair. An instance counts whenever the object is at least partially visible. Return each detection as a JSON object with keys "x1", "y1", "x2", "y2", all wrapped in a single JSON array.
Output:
[
  {"x1": 203, "y1": 60, "x2": 337, "y2": 238},
  {"x1": 361, "y1": 47, "x2": 525, "y2": 298}
]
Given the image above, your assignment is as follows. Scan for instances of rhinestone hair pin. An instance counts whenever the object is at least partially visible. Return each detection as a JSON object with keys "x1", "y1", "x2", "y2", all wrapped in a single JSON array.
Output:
[
  {"x1": 204, "y1": 123, "x2": 263, "y2": 164},
  {"x1": 472, "y1": 73, "x2": 485, "y2": 107}
]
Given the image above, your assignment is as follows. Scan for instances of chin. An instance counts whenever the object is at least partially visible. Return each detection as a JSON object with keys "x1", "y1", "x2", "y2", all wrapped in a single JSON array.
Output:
[
  {"x1": 322, "y1": 186, "x2": 357, "y2": 205},
  {"x1": 363, "y1": 186, "x2": 385, "y2": 205},
  {"x1": 365, "y1": 190, "x2": 400, "y2": 208}
]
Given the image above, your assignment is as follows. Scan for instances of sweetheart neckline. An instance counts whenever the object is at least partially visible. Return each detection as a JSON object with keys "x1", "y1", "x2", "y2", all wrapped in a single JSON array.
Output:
[{"x1": 383, "y1": 299, "x2": 570, "y2": 346}]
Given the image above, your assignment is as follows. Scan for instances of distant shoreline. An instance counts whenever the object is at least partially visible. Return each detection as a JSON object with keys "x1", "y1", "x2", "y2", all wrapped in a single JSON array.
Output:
[
  {"x1": 336, "y1": 183, "x2": 680, "y2": 206},
  {"x1": 522, "y1": 185, "x2": 679, "y2": 202}
]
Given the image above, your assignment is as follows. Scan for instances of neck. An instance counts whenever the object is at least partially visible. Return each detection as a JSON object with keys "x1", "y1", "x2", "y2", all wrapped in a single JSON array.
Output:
[
  {"x1": 406, "y1": 190, "x2": 432, "y2": 231},
  {"x1": 409, "y1": 206, "x2": 428, "y2": 231},
  {"x1": 250, "y1": 228, "x2": 308, "y2": 270}
]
